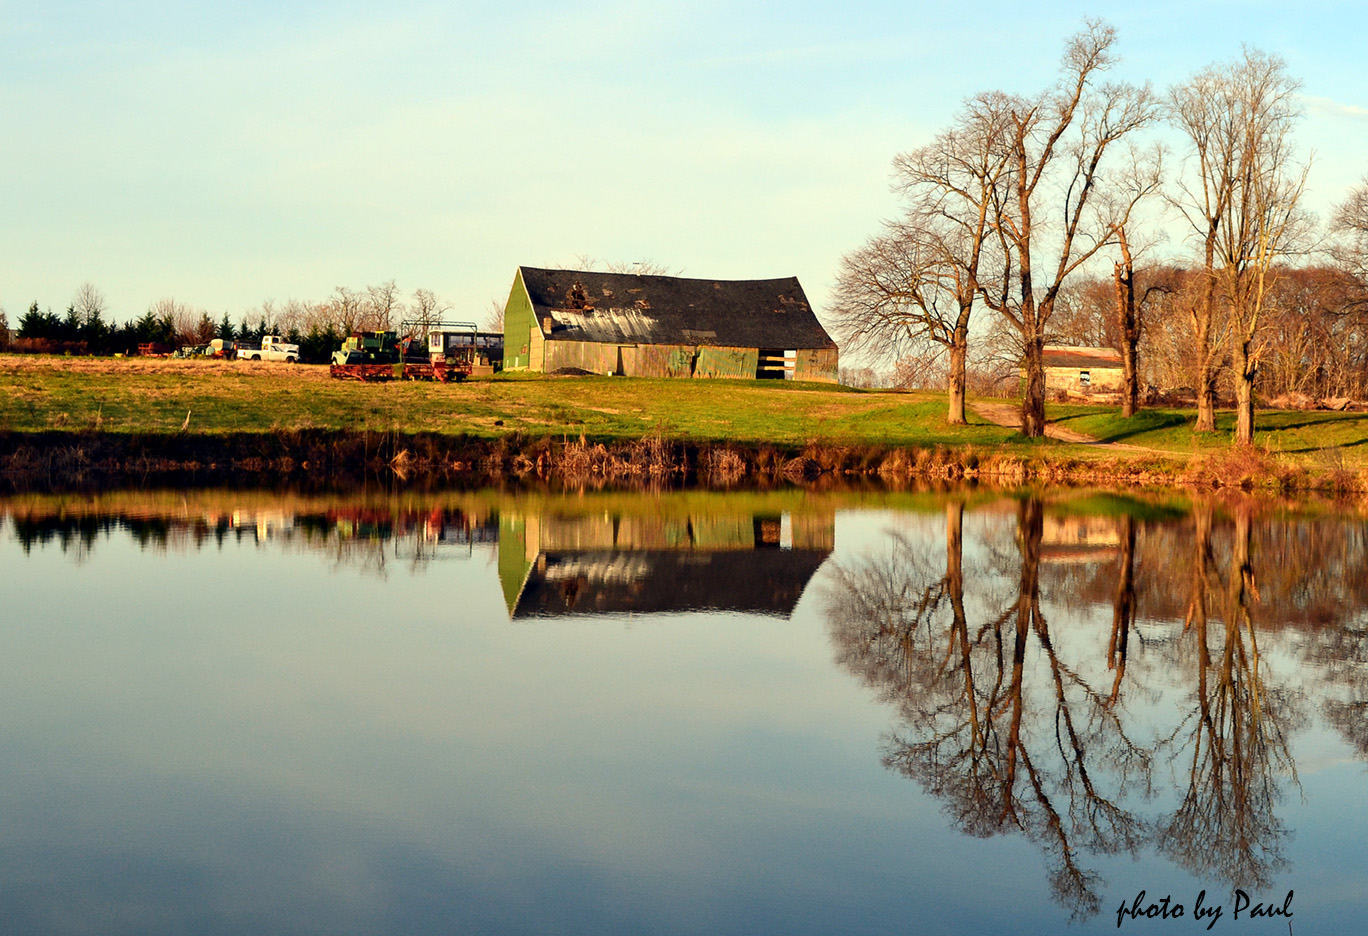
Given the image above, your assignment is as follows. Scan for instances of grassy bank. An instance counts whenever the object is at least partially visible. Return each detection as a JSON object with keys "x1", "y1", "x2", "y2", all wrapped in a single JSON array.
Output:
[
  {"x1": 0, "y1": 355, "x2": 1016, "y2": 446},
  {"x1": 3, "y1": 355, "x2": 1367, "y2": 491}
]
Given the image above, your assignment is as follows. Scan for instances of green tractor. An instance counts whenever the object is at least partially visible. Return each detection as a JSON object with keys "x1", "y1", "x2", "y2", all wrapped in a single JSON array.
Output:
[{"x1": 329, "y1": 331, "x2": 410, "y2": 381}]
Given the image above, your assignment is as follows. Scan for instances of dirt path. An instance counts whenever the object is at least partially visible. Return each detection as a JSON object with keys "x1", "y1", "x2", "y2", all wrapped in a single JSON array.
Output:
[
  {"x1": 969, "y1": 401, "x2": 1171, "y2": 455},
  {"x1": 970, "y1": 401, "x2": 1099, "y2": 443}
]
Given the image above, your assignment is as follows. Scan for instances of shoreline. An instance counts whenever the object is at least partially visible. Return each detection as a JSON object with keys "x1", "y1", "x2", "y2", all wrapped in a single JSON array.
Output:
[{"x1": 2, "y1": 427, "x2": 1360, "y2": 494}]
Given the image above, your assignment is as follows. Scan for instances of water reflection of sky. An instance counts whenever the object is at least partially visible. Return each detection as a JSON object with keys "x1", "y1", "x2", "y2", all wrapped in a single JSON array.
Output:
[{"x1": 2, "y1": 492, "x2": 1366, "y2": 934}]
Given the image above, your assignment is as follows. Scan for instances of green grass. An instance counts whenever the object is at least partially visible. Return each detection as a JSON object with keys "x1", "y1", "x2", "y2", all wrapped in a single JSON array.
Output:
[
  {"x1": 1049, "y1": 403, "x2": 1368, "y2": 465},
  {"x1": 0, "y1": 356, "x2": 1024, "y2": 449},
  {"x1": 5, "y1": 356, "x2": 1368, "y2": 472}
]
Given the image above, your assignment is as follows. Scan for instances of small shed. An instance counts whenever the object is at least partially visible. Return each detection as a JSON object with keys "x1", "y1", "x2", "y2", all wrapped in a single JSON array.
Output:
[
  {"x1": 1042, "y1": 345, "x2": 1124, "y2": 396},
  {"x1": 501, "y1": 267, "x2": 839, "y2": 382}
]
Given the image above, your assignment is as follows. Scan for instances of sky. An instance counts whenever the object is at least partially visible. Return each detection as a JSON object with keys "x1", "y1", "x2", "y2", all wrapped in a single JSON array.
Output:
[{"x1": 4, "y1": 0, "x2": 1368, "y2": 328}]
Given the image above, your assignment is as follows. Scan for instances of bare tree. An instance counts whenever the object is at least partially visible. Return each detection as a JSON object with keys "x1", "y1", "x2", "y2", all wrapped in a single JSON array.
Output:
[
  {"x1": 242, "y1": 299, "x2": 276, "y2": 338},
  {"x1": 147, "y1": 297, "x2": 204, "y2": 346},
  {"x1": 364, "y1": 280, "x2": 403, "y2": 331},
  {"x1": 272, "y1": 298, "x2": 308, "y2": 337},
  {"x1": 483, "y1": 297, "x2": 505, "y2": 332},
  {"x1": 573, "y1": 254, "x2": 681, "y2": 276},
  {"x1": 410, "y1": 288, "x2": 450, "y2": 333},
  {"x1": 1103, "y1": 145, "x2": 1167, "y2": 416},
  {"x1": 1258, "y1": 265, "x2": 1368, "y2": 400},
  {"x1": 1170, "y1": 49, "x2": 1310, "y2": 442},
  {"x1": 832, "y1": 94, "x2": 1013, "y2": 424},
  {"x1": 330, "y1": 286, "x2": 365, "y2": 335},
  {"x1": 72, "y1": 282, "x2": 107, "y2": 327},
  {"x1": 1330, "y1": 176, "x2": 1368, "y2": 315},
  {"x1": 982, "y1": 20, "x2": 1158, "y2": 437}
]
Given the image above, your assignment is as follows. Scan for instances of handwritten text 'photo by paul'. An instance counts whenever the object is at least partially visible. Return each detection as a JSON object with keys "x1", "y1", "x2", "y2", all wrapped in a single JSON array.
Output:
[{"x1": 1116, "y1": 890, "x2": 1294, "y2": 930}]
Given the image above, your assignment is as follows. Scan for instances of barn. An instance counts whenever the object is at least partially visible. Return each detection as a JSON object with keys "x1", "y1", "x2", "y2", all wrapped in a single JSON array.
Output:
[
  {"x1": 501, "y1": 266, "x2": 839, "y2": 382},
  {"x1": 497, "y1": 506, "x2": 835, "y2": 620},
  {"x1": 1042, "y1": 345, "x2": 1124, "y2": 397}
]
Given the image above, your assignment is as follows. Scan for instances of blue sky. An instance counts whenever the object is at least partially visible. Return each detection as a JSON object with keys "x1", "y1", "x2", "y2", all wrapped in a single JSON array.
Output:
[{"x1": 3, "y1": 0, "x2": 1368, "y2": 326}]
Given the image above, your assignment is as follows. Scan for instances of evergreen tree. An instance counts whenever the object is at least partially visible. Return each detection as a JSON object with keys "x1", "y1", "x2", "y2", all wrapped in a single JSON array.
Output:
[
  {"x1": 18, "y1": 301, "x2": 46, "y2": 339},
  {"x1": 60, "y1": 305, "x2": 81, "y2": 342},
  {"x1": 134, "y1": 309, "x2": 161, "y2": 343},
  {"x1": 157, "y1": 312, "x2": 176, "y2": 346},
  {"x1": 80, "y1": 307, "x2": 110, "y2": 349}
]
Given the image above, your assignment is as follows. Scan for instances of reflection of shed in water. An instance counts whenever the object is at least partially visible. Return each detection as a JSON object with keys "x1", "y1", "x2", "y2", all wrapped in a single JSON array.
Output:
[
  {"x1": 498, "y1": 509, "x2": 834, "y2": 618},
  {"x1": 1041, "y1": 514, "x2": 1121, "y2": 565}
]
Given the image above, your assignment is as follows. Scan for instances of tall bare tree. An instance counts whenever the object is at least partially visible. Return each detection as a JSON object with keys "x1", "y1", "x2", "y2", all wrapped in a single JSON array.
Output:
[
  {"x1": 832, "y1": 94, "x2": 1013, "y2": 424},
  {"x1": 982, "y1": 21, "x2": 1158, "y2": 436},
  {"x1": 410, "y1": 288, "x2": 450, "y2": 333},
  {"x1": 1331, "y1": 176, "x2": 1368, "y2": 315},
  {"x1": 364, "y1": 280, "x2": 403, "y2": 331},
  {"x1": 148, "y1": 297, "x2": 204, "y2": 346},
  {"x1": 72, "y1": 282, "x2": 107, "y2": 325},
  {"x1": 1170, "y1": 49, "x2": 1310, "y2": 442},
  {"x1": 1101, "y1": 145, "x2": 1166, "y2": 416},
  {"x1": 330, "y1": 286, "x2": 365, "y2": 335}
]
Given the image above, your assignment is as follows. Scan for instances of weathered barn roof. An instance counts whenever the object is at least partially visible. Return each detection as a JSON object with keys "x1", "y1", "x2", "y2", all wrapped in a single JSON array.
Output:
[
  {"x1": 518, "y1": 267, "x2": 837, "y2": 349},
  {"x1": 510, "y1": 547, "x2": 832, "y2": 619},
  {"x1": 1042, "y1": 345, "x2": 1123, "y2": 369}
]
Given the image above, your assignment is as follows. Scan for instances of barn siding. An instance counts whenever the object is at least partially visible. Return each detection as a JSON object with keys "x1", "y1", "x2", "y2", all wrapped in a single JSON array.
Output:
[
  {"x1": 544, "y1": 340, "x2": 617, "y2": 374},
  {"x1": 528, "y1": 322, "x2": 546, "y2": 372},
  {"x1": 793, "y1": 347, "x2": 839, "y2": 384},
  {"x1": 622, "y1": 344, "x2": 696, "y2": 377},
  {"x1": 1044, "y1": 365, "x2": 1124, "y2": 392},
  {"x1": 503, "y1": 270, "x2": 537, "y2": 370},
  {"x1": 695, "y1": 346, "x2": 759, "y2": 379},
  {"x1": 521, "y1": 337, "x2": 834, "y2": 381}
]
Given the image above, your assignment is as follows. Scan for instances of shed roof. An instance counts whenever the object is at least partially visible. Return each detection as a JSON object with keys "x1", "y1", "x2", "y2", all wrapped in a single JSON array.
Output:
[
  {"x1": 517, "y1": 266, "x2": 837, "y2": 349},
  {"x1": 1042, "y1": 345, "x2": 1123, "y2": 369}
]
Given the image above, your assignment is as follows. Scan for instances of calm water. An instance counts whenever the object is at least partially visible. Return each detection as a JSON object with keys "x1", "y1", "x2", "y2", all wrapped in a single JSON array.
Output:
[{"x1": 2, "y1": 487, "x2": 1365, "y2": 934}]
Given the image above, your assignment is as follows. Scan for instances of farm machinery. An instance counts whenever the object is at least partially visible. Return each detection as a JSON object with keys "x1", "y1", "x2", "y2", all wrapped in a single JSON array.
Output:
[{"x1": 329, "y1": 321, "x2": 483, "y2": 382}]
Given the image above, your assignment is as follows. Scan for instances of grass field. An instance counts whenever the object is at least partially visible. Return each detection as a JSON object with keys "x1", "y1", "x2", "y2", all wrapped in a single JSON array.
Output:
[
  {"x1": 1049, "y1": 402, "x2": 1368, "y2": 465},
  {"x1": 4, "y1": 354, "x2": 1368, "y2": 473},
  {"x1": 0, "y1": 355, "x2": 1021, "y2": 448}
]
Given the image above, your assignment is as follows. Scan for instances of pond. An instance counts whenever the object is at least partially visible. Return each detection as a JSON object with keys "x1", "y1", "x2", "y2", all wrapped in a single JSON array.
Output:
[{"x1": 2, "y1": 486, "x2": 1365, "y2": 934}]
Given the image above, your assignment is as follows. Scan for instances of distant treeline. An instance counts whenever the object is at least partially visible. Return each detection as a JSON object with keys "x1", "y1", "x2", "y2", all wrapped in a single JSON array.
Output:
[
  {"x1": 0, "y1": 280, "x2": 470, "y2": 364},
  {"x1": 6, "y1": 301, "x2": 343, "y2": 363}
]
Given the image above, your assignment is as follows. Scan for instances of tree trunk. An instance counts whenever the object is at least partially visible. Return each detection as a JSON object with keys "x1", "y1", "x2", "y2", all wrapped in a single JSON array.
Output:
[
  {"x1": 1107, "y1": 515, "x2": 1136, "y2": 702},
  {"x1": 1113, "y1": 259, "x2": 1140, "y2": 418},
  {"x1": 1121, "y1": 342, "x2": 1139, "y2": 418},
  {"x1": 1020, "y1": 331, "x2": 1046, "y2": 438},
  {"x1": 1003, "y1": 497, "x2": 1043, "y2": 809},
  {"x1": 946, "y1": 500, "x2": 964, "y2": 621},
  {"x1": 1194, "y1": 251, "x2": 1218, "y2": 432},
  {"x1": 1234, "y1": 340, "x2": 1255, "y2": 445},
  {"x1": 947, "y1": 331, "x2": 968, "y2": 425}
]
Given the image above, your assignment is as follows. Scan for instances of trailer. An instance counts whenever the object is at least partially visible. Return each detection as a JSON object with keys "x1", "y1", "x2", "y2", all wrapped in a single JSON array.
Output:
[
  {"x1": 329, "y1": 331, "x2": 403, "y2": 380},
  {"x1": 407, "y1": 320, "x2": 481, "y2": 382},
  {"x1": 329, "y1": 321, "x2": 486, "y2": 382},
  {"x1": 425, "y1": 324, "x2": 502, "y2": 377}
]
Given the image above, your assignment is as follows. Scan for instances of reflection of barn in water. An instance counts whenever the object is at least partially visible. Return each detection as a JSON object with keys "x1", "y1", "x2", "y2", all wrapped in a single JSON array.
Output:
[
  {"x1": 1041, "y1": 514, "x2": 1121, "y2": 564},
  {"x1": 499, "y1": 509, "x2": 835, "y2": 618}
]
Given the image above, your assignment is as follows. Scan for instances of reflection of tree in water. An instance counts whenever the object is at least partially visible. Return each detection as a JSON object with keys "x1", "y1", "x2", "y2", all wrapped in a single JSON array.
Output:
[
  {"x1": 3, "y1": 506, "x2": 495, "y2": 580},
  {"x1": 826, "y1": 499, "x2": 1150, "y2": 919},
  {"x1": 1158, "y1": 500, "x2": 1302, "y2": 888},
  {"x1": 824, "y1": 496, "x2": 1333, "y2": 920}
]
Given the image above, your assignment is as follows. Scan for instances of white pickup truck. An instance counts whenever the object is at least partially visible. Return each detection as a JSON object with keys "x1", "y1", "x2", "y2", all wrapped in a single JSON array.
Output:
[{"x1": 237, "y1": 335, "x2": 300, "y2": 363}]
